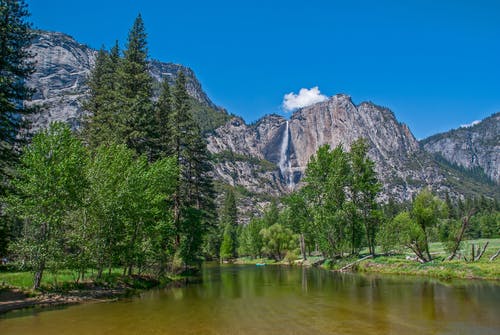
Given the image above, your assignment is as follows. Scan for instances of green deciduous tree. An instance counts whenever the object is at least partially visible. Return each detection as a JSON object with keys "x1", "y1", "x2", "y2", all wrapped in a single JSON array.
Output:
[
  {"x1": 377, "y1": 189, "x2": 447, "y2": 262},
  {"x1": 303, "y1": 144, "x2": 350, "y2": 258},
  {"x1": 349, "y1": 138, "x2": 382, "y2": 256},
  {"x1": 411, "y1": 189, "x2": 447, "y2": 261},
  {"x1": 282, "y1": 191, "x2": 313, "y2": 260},
  {"x1": 7, "y1": 123, "x2": 87, "y2": 288},
  {"x1": 260, "y1": 223, "x2": 297, "y2": 261}
]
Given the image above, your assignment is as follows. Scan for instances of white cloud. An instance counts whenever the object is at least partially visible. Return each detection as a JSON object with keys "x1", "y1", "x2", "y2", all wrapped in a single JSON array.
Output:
[
  {"x1": 282, "y1": 86, "x2": 328, "y2": 112},
  {"x1": 460, "y1": 120, "x2": 481, "y2": 128}
]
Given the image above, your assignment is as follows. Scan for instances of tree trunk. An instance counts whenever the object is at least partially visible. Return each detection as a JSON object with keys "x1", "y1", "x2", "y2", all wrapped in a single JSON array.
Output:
[
  {"x1": 299, "y1": 234, "x2": 307, "y2": 260},
  {"x1": 447, "y1": 209, "x2": 476, "y2": 261},
  {"x1": 97, "y1": 266, "x2": 103, "y2": 280},
  {"x1": 474, "y1": 242, "x2": 489, "y2": 262},
  {"x1": 33, "y1": 261, "x2": 45, "y2": 290}
]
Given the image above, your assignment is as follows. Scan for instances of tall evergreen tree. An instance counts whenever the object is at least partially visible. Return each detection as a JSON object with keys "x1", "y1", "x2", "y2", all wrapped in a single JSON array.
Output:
[
  {"x1": 151, "y1": 79, "x2": 172, "y2": 160},
  {"x1": 0, "y1": 0, "x2": 34, "y2": 257},
  {"x1": 169, "y1": 71, "x2": 216, "y2": 266},
  {"x1": 219, "y1": 189, "x2": 238, "y2": 260},
  {"x1": 82, "y1": 42, "x2": 121, "y2": 147},
  {"x1": 116, "y1": 14, "x2": 154, "y2": 156},
  {"x1": 0, "y1": 0, "x2": 34, "y2": 184}
]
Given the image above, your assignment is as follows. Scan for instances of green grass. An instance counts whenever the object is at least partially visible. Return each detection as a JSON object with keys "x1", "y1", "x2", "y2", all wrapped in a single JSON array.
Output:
[
  {"x1": 234, "y1": 257, "x2": 277, "y2": 265},
  {"x1": 355, "y1": 238, "x2": 500, "y2": 281},
  {"x1": 0, "y1": 268, "x2": 171, "y2": 292}
]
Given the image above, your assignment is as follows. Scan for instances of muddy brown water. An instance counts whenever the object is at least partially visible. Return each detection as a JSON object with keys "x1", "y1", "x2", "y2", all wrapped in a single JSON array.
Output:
[{"x1": 1, "y1": 264, "x2": 499, "y2": 334}]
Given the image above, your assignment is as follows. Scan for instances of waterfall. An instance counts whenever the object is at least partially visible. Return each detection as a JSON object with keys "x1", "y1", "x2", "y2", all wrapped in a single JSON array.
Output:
[{"x1": 278, "y1": 121, "x2": 294, "y2": 189}]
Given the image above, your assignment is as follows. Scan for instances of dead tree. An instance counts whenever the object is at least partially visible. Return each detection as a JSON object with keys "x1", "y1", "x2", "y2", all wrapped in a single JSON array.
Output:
[
  {"x1": 490, "y1": 249, "x2": 500, "y2": 262},
  {"x1": 463, "y1": 242, "x2": 489, "y2": 262},
  {"x1": 446, "y1": 209, "x2": 476, "y2": 261}
]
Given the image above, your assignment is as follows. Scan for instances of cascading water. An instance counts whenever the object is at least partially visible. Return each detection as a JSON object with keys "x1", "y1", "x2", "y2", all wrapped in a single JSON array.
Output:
[{"x1": 278, "y1": 121, "x2": 295, "y2": 189}]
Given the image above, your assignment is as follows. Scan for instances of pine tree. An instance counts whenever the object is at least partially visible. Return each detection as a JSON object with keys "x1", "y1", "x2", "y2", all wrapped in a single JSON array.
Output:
[
  {"x1": 169, "y1": 71, "x2": 216, "y2": 266},
  {"x1": 116, "y1": 14, "x2": 154, "y2": 157},
  {"x1": 0, "y1": 0, "x2": 34, "y2": 185},
  {"x1": 219, "y1": 190, "x2": 238, "y2": 260},
  {"x1": 82, "y1": 42, "x2": 121, "y2": 147},
  {"x1": 0, "y1": 0, "x2": 34, "y2": 258},
  {"x1": 151, "y1": 79, "x2": 172, "y2": 160}
]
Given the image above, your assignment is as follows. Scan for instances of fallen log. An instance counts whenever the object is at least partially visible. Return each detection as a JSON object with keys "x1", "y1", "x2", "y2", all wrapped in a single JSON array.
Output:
[
  {"x1": 337, "y1": 255, "x2": 373, "y2": 272},
  {"x1": 474, "y1": 242, "x2": 489, "y2": 261},
  {"x1": 490, "y1": 248, "x2": 500, "y2": 262}
]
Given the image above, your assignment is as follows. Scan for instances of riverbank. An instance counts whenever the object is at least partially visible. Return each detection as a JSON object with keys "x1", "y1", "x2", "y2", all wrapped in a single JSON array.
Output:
[
  {"x1": 235, "y1": 253, "x2": 500, "y2": 281},
  {"x1": 354, "y1": 255, "x2": 500, "y2": 280},
  {"x1": 0, "y1": 272, "x2": 187, "y2": 315}
]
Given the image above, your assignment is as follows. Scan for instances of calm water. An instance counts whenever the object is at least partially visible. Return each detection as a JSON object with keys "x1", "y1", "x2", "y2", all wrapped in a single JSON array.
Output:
[{"x1": 1, "y1": 264, "x2": 500, "y2": 335}]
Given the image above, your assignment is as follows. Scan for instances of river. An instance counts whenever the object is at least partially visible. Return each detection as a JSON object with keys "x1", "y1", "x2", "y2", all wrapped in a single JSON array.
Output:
[{"x1": 1, "y1": 264, "x2": 499, "y2": 334}]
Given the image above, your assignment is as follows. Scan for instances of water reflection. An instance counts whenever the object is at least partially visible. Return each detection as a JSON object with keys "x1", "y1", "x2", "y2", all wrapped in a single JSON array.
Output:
[{"x1": 1, "y1": 264, "x2": 500, "y2": 335}]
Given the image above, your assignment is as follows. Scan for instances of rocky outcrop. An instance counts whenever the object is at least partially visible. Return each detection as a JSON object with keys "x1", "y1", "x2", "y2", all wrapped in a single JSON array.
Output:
[
  {"x1": 289, "y1": 95, "x2": 422, "y2": 199},
  {"x1": 24, "y1": 30, "x2": 219, "y2": 134},
  {"x1": 208, "y1": 95, "x2": 499, "y2": 210},
  {"x1": 24, "y1": 31, "x2": 96, "y2": 133},
  {"x1": 421, "y1": 113, "x2": 500, "y2": 184}
]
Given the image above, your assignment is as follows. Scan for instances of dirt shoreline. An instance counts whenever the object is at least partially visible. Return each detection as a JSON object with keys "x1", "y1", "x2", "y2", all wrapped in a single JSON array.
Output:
[
  {"x1": 0, "y1": 276, "x2": 191, "y2": 315},
  {"x1": 0, "y1": 287, "x2": 127, "y2": 314}
]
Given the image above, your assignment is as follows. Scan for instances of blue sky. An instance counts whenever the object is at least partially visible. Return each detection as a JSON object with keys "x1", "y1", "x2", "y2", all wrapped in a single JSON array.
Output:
[{"x1": 28, "y1": 0, "x2": 500, "y2": 139}]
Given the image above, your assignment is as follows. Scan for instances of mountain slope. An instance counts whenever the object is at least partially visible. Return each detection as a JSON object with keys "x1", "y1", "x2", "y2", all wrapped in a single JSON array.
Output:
[
  {"x1": 24, "y1": 30, "x2": 228, "y2": 134},
  {"x1": 420, "y1": 113, "x2": 500, "y2": 184},
  {"x1": 207, "y1": 95, "x2": 499, "y2": 215}
]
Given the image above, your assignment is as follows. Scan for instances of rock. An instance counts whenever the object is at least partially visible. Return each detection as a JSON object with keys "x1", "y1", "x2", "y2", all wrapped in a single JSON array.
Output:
[
  {"x1": 23, "y1": 30, "x2": 219, "y2": 134},
  {"x1": 421, "y1": 113, "x2": 500, "y2": 184}
]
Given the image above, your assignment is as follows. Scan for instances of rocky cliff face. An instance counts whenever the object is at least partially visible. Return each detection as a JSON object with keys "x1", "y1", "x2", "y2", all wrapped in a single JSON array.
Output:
[
  {"x1": 24, "y1": 30, "x2": 219, "y2": 134},
  {"x1": 208, "y1": 95, "x2": 499, "y2": 216},
  {"x1": 421, "y1": 113, "x2": 500, "y2": 184}
]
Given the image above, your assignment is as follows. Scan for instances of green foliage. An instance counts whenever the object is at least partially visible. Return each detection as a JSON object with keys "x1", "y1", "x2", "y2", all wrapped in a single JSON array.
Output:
[
  {"x1": 349, "y1": 138, "x2": 382, "y2": 255},
  {"x1": 238, "y1": 217, "x2": 265, "y2": 259},
  {"x1": 116, "y1": 14, "x2": 154, "y2": 157},
  {"x1": 188, "y1": 98, "x2": 231, "y2": 134},
  {"x1": 81, "y1": 42, "x2": 121, "y2": 147},
  {"x1": 166, "y1": 71, "x2": 216, "y2": 266},
  {"x1": 302, "y1": 144, "x2": 350, "y2": 257},
  {"x1": 6, "y1": 123, "x2": 87, "y2": 288},
  {"x1": 4, "y1": 121, "x2": 182, "y2": 287},
  {"x1": 0, "y1": 1, "x2": 34, "y2": 253},
  {"x1": 219, "y1": 190, "x2": 238, "y2": 260},
  {"x1": 0, "y1": 0, "x2": 34, "y2": 184},
  {"x1": 260, "y1": 224, "x2": 297, "y2": 261},
  {"x1": 80, "y1": 16, "x2": 216, "y2": 270}
]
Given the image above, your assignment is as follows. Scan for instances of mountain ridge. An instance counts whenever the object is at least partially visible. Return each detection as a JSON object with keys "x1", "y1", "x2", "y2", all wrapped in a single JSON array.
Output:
[
  {"x1": 22, "y1": 30, "x2": 499, "y2": 218},
  {"x1": 420, "y1": 112, "x2": 499, "y2": 184}
]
